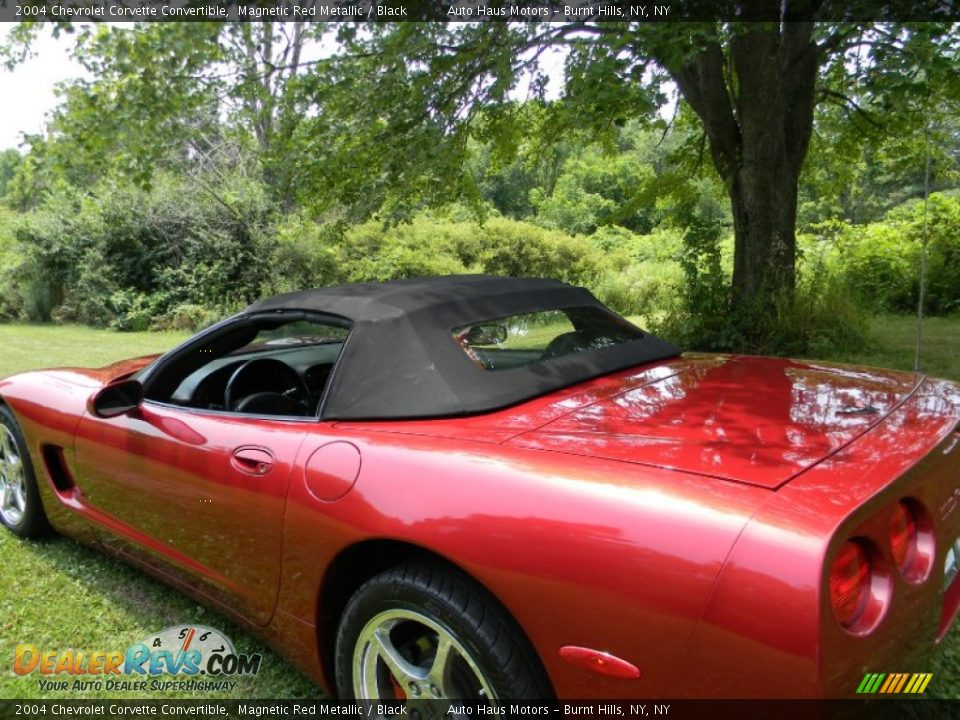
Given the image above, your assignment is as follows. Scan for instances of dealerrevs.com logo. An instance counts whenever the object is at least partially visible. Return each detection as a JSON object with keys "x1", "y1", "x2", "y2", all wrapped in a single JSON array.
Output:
[{"x1": 13, "y1": 626, "x2": 262, "y2": 693}]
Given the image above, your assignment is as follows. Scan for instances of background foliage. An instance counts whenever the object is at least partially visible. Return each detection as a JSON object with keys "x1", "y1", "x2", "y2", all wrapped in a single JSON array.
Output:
[{"x1": 0, "y1": 21, "x2": 957, "y2": 358}]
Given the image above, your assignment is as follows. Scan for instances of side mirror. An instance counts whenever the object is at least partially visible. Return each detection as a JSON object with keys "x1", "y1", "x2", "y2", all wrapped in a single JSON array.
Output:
[
  {"x1": 466, "y1": 324, "x2": 508, "y2": 346},
  {"x1": 89, "y1": 379, "x2": 143, "y2": 419}
]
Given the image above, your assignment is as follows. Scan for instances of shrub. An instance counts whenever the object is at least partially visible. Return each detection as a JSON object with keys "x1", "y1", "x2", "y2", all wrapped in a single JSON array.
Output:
[
  {"x1": 652, "y1": 273, "x2": 869, "y2": 357},
  {"x1": 333, "y1": 213, "x2": 609, "y2": 288},
  {"x1": 9, "y1": 173, "x2": 272, "y2": 330},
  {"x1": 889, "y1": 193, "x2": 960, "y2": 315},
  {"x1": 259, "y1": 215, "x2": 342, "y2": 295},
  {"x1": 0, "y1": 207, "x2": 27, "y2": 321},
  {"x1": 834, "y1": 193, "x2": 960, "y2": 315},
  {"x1": 531, "y1": 151, "x2": 658, "y2": 235},
  {"x1": 594, "y1": 260, "x2": 683, "y2": 318},
  {"x1": 650, "y1": 189, "x2": 869, "y2": 357},
  {"x1": 835, "y1": 220, "x2": 917, "y2": 312},
  {"x1": 474, "y1": 216, "x2": 606, "y2": 285}
]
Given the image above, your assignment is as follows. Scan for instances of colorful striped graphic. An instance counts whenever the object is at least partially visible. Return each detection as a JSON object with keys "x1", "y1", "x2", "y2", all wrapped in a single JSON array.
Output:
[{"x1": 856, "y1": 672, "x2": 933, "y2": 694}]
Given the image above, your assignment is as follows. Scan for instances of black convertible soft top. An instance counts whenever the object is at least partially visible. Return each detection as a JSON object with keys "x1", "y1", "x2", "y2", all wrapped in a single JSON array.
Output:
[{"x1": 246, "y1": 275, "x2": 680, "y2": 420}]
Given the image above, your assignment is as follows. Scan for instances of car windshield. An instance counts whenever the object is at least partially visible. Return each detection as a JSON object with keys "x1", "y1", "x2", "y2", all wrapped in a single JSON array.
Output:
[{"x1": 453, "y1": 306, "x2": 645, "y2": 372}]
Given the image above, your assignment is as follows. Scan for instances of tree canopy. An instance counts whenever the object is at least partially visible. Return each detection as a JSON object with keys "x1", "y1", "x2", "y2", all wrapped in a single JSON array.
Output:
[
  {"x1": 301, "y1": 21, "x2": 959, "y2": 311},
  {"x1": 1, "y1": 17, "x2": 958, "y2": 344}
]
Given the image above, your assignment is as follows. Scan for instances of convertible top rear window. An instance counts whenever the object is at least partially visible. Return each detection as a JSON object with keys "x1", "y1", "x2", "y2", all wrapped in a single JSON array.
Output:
[{"x1": 454, "y1": 307, "x2": 645, "y2": 372}]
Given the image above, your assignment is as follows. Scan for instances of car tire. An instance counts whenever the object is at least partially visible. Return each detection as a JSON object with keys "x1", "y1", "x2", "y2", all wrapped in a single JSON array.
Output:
[
  {"x1": 335, "y1": 562, "x2": 552, "y2": 701},
  {"x1": 0, "y1": 404, "x2": 50, "y2": 538}
]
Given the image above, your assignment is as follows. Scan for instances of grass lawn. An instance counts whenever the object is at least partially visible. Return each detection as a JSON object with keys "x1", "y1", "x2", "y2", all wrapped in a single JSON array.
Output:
[
  {"x1": 0, "y1": 317, "x2": 958, "y2": 699},
  {"x1": 0, "y1": 324, "x2": 191, "y2": 378},
  {"x1": 816, "y1": 315, "x2": 960, "y2": 383}
]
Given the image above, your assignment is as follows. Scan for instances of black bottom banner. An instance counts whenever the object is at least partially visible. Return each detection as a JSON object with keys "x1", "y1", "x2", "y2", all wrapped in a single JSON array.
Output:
[{"x1": 1, "y1": 700, "x2": 960, "y2": 720}]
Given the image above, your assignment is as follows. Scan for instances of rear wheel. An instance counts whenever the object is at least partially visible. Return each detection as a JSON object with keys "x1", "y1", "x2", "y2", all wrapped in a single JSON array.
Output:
[
  {"x1": 335, "y1": 562, "x2": 551, "y2": 701},
  {"x1": 0, "y1": 404, "x2": 49, "y2": 538}
]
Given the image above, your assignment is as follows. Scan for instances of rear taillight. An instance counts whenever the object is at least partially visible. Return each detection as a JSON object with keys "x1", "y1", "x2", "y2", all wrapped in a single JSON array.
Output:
[
  {"x1": 829, "y1": 537, "x2": 892, "y2": 634},
  {"x1": 830, "y1": 540, "x2": 871, "y2": 628},
  {"x1": 890, "y1": 501, "x2": 917, "y2": 571},
  {"x1": 890, "y1": 499, "x2": 934, "y2": 583}
]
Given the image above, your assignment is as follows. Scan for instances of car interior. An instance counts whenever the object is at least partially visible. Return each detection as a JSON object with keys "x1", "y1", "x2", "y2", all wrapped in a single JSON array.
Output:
[
  {"x1": 454, "y1": 306, "x2": 644, "y2": 372},
  {"x1": 143, "y1": 315, "x2": 350, "y2": 418}
]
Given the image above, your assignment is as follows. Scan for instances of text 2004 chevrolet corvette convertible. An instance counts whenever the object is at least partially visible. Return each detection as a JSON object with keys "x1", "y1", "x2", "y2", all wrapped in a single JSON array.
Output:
[{"x1": 1, "y1": 275, "x2": 959, "y2": 699}]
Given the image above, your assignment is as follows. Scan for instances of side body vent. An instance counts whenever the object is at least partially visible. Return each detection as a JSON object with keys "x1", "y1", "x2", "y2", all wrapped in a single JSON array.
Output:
[{"x1": 41, "y1": 445, "x2": 76, "y2": 493}]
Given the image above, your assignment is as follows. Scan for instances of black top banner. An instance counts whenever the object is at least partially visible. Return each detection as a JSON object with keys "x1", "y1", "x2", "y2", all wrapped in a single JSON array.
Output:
[{"x1": 1, "y1": 0, "x2": 959, "y2": 22}]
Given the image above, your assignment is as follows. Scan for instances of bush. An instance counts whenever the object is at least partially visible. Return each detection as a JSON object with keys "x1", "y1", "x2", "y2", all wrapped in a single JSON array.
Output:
[
  {"x1": 530, "y1": 150, "x2": 658, "y2": 235},
  {"x1": 258, "y1": 215, "x2": 342, "y2": 295},
  {"x1": 888, "y1": 193, "x2": 960, "y2": 315},
  {"x1": 8, "y1": 173, "x2": 273, "y2": 329},
  {"x1": 833, "y1": 193, "x2": 960, "y2": 315},
  {"x1": 8, "y1": 178, "x2": 949, "y2": 351},
  {"x1": 475, "y1": 216, "x2": 607, "y2": 284},
  {"x1": 653, "y1": 272, "x2": 869, "y2": 357},
  {"x1": 333, "y1": 212, "x2": 610, "y2": 288},
  {"x1": 594, "y1": 261, "x2": 683, "y2": 318},
  {"x1": 7, "y1": 191, "x2": 635, "y2": 330},
  {"x1": 0, "y1": 207, "x2": 26, "y2": 321}
]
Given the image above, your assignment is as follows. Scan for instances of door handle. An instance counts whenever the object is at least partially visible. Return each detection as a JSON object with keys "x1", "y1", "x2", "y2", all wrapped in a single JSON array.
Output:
[{"x1": 231, "y1": 447, "x2": 275, "y2": 476}]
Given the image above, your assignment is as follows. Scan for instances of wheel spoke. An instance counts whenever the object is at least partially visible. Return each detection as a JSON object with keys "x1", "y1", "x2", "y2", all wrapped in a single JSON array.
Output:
[
  {"x1": 13, "y1": 484, "x2": 26, "y2": 512},
  {"x1": 373, "y1": 628, "x2": 426, "y2": 685},
  {"x1": 0, "y1": 426, "x2": 27, "y2": 526},
  {"x1": 427, "y1": 635, "x2": 455, "y2": 695},
  {"x1": 361, "y1": 644, "x2": 382, "y2": 697},
  {"x1": 0, "y1": 427, "x2": 19, "y2": 475},
  {"x1": 0, "y1": 430, "x2": 11, "y2": 462}
]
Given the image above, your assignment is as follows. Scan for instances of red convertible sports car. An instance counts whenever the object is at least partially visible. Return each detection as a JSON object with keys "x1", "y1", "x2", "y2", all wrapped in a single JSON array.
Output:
[{"x1": 2, "y1": 275, "x2": 959, "y2": 700}]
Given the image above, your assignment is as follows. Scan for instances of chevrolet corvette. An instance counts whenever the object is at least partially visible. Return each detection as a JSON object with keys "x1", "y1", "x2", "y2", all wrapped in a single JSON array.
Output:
[{"x1": 1, "y1": 275, "x2": 959, "y2": 699}]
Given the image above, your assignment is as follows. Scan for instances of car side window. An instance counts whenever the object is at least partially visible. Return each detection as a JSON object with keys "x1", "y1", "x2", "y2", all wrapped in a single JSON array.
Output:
[
  {"x1": 144, "y1": 316, "x2": 350, "y2": 418},
  {"x1": 453, "y1": 306, "x2": 643, "y2": 372}
]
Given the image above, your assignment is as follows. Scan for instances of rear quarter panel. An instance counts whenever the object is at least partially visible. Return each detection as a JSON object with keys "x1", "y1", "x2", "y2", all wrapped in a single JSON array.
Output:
[
  {"x1": 277, "y1": 427, "x2": 769, "y2": 698},
  {"x1": 678, "y1": 377, "x2": 960, "y2": 697}
]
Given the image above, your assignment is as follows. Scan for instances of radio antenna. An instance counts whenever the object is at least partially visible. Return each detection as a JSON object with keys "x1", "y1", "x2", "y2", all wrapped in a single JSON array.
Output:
[{"x1": 914, "y1": 119, "x2": 932, "y2": 373}]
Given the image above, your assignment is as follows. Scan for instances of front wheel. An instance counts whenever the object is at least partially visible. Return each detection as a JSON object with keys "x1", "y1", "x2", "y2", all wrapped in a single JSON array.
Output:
[
  {"x1": 0, "y1": 404, "x2": 49, "y2": 538},
  {"x1": 335, "y1": 563, "x2": 551, "y2": 701}
]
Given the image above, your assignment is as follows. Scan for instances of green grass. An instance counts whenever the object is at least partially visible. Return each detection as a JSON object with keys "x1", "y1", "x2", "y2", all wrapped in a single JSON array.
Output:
[
  {"x1": 0, "y1": 318, "x2": 958, "y2": 699},
  {"x1": 0, "y1": 324, "x2": 191, "y2": 378},
  {"x1": 0, "y1": 325, "x2": 321, "y2": 700},
  {"x1": 816, "y1": 314, "x2": 960, "y2": 382}
]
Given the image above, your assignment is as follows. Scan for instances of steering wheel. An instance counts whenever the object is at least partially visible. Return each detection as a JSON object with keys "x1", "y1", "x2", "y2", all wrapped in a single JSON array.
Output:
[
  {"x1": 224, "y1": 358, "x2": 311, "y2": 416},
  {"x1": 541, "y1": 332, "x2": 587, "y2": 360}
]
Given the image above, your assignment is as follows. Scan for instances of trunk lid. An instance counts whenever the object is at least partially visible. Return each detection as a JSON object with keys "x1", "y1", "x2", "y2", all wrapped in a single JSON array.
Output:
[{"x1": 509, "y1": 354, "x2": 923, "y2": 489}]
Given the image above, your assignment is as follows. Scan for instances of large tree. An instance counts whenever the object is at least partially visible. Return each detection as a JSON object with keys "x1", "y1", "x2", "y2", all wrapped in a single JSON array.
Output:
[
  {"x1": 3, "y1": 22, "x2": 329, "y2": 209},
  {"x1": 5, "y1": 16, "x2": 958, "y2": 313},
  {"x1": 305, "y1": 17, "x2": 959, "y2": 309}
]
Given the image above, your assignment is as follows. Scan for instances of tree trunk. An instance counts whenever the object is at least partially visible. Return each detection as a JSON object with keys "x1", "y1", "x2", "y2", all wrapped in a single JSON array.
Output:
[
  {"x1": 661, "y1": 21, "x2": 820, "y2": 308},
  {"x1": 728, "y1": 131, "x2": 801, "y2": 303}
]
